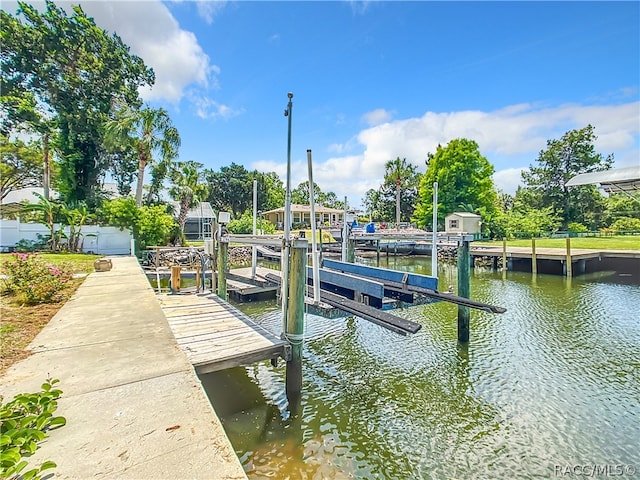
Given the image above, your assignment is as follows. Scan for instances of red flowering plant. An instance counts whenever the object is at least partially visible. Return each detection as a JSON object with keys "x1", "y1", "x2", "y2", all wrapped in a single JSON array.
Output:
[{"x1": 1, "y1": 253, "x2": 73, "y2": 305}]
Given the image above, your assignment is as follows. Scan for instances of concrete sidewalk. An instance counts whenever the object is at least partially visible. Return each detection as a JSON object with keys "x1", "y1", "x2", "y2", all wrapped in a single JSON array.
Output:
[{"x1": 0, "y1": 256, "x2": 247, "y2": 479}]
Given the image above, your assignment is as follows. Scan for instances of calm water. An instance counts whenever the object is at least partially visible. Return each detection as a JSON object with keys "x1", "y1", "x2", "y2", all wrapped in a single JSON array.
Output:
[{"x1": 202, "y1": 256, "x2": 640, "y2": 479}]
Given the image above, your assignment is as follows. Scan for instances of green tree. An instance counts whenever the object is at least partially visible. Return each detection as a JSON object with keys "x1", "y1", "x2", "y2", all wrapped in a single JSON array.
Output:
[
  {"x1": 104, "y1": 105, "x2": 180, "y2": 206},
  {"x1": 362, "y1": 188, "x2": 383, "y2": 221},
  {"x1": 1, "y1": 1, "x2": 154, "y2": 206},
  {"x1": 521, "y1": 125, "x2": 613, "y2": 229},
  {"x1": 382, "y1": 157, "x2": 420, "y2": 228},
  {"x1": 414, "y1": 139, "x2": 497, "y2": 232},
  {"x1": 0, "y1": 135, "x2": 43, "y2": 204},
  {"x1": 99, "y1": 197, "x2": 176, "y2": 252},
  {"x1": 168, "y1": 161, "x2": 209, "y2": 238},
  {"x1": 205, "y1": 163, "x2": 254, "y2": 218},
  {"x1": 256, "y1": 171, "x2": 285, "y2": 211}
]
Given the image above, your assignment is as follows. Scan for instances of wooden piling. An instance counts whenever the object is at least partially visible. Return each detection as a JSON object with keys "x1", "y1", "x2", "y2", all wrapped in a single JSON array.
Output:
[
  {"x1": 457, "y1": 239, "x2": 471, "y2": 343},
  {"x1": 502, "y1": 237, "x2": 507, "y2": 273},
  {"x1": 217, "y1": 238, "x2": 228, "y2": 299},
  {"x1": 347, "y1": 238, "x2": 355, "y2": 263},
  {"x1": 565, "y1": 237, "x2": 572, "y2": 277},
  {"x1": 171, "y1": 266, "x2": 181, "y2": 292},
  {"x1": 286, "y1": 239, "x2": 308, "y2": 400},
  {"x1": 531, "y1": 237, "x2": 537, "y2": 275}
]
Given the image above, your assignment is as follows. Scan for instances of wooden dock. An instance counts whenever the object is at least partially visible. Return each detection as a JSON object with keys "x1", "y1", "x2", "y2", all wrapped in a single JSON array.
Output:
[{"x1": 157, "y1": 292, "x2": 288, "y2": 375}]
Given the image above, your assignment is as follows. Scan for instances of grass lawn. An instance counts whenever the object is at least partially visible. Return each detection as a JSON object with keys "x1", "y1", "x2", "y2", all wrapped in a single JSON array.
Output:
[
  {"x1": 0, "y1": 252, "x2": 101, "y2": 374},
  {"x1": 476, "y1": 235, "x2": 640, "y2": 250}
]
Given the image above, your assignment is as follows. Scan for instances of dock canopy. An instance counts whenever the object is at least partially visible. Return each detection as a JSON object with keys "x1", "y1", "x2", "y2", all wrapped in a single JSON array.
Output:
[{"x1": 565, "y1": 166, "x2": 640, "y2": 194}]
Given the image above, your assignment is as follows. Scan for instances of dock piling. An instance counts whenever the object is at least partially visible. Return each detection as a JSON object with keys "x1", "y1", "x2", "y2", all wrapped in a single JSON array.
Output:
[
  {"x1": 531, "y1": 237, "x2": 537, "y2": 275},
  {"x1": 457, "y1": 238, "x2": 471, "y2": 343},
  {"x1": 565, "y1": 237, "x2": 572, "y2": 277},
  {"x1": 285, "y1": 239, "x2": 308, "y2": 400},
  {"x1": 217, "y1": 237, "x2": 228, "y2": 299}
]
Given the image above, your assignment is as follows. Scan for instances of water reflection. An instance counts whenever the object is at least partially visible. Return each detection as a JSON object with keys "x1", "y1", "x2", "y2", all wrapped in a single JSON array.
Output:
[{"x1": 202, "y1": 257, "x2": 640, "y2": 479}]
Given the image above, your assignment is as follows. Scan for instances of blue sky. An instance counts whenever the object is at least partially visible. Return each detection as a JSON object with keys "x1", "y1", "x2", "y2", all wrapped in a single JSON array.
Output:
[{"x1": 4, "y1": 1, "x2": 639, "y2": 208}]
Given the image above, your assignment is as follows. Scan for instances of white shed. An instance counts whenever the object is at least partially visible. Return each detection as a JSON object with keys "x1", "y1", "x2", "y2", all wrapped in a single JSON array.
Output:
[{"x1": 445, "y1": 212, "x2": 481, "y2": 234}]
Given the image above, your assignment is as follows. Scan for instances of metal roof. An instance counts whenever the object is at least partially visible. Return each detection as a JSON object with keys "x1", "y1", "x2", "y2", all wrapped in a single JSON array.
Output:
[
  {"x1": 186, "y1": 202, "x2": 215, "y2": 219},
  {"x1": 565, "y1": 166, "x2": 640, "y2": 193}
]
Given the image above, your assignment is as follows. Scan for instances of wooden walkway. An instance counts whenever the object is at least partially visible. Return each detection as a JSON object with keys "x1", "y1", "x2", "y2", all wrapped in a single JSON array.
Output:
[{"x1": 157, "y1": 292, "x2": 288, "y2": 375}]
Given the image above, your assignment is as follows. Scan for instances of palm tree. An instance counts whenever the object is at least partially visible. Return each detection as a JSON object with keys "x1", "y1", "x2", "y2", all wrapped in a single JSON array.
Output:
[
  {"x1": 384, "y1": 157, "x2": 418, "y2": 230},
  {"x1": 104, "y1": 105, "x2": 180, "y2": 206},
  {"x1": 169, "y1": 161, "x2": 209, "y2": 238}
]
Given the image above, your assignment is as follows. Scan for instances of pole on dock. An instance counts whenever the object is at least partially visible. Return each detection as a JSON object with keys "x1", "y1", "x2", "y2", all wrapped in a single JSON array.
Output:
[
  {"x1": 285, "y1": 239, "x2": 308, "y2": 400},
  {"x1": 347, "y1": 238, "x2": 355, "y2": 263},
  {"x1": 565, "y1": 237, "x2": 572, "y2": 277},
  {"x1": 431, "y1": 181, "x2": 438, "y2": 278},
  {"x1": 457, "y1": 237, "x2": 471, "y2": 343},
  {"x1": 217, "y1": 237, "x2": 228, "y2": 300},
  {"x1": 281, "y1": 92, "x2": 294, "y2": 334},
  {"x1": 502, "y1": 237, "x2": 507, "y2": 275},
  {"x1": 252, "y1": 179, "x2": 258, "y2": 279},
  {"x1": 171, "y1": 266, "x2": 181, "y2": 293},
  {"x1": 531, "y1": 237, "x2": 537, "y2": 275},
  {"x1": 307, "y1": 149, "x2": 321, "y2": 304},
  {"x1": 341, "y1": 197, "x2": 348, "y2": 262}
]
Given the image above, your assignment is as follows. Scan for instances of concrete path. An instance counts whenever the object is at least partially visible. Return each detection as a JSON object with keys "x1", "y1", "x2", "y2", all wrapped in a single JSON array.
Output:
[{"x1": 0, "y1": 256, "x2": 247, "y2": 480}]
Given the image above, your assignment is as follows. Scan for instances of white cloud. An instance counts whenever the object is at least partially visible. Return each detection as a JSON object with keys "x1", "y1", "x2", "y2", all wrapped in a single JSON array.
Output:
[
  {"x1": 361, "y1": 108, "x2": 393, "y2": 126},
  {"x1": 3, "y1": 1, "x2": 220, "y2": 104},
  {"x1": 76, "y1": 2, "x2": 215, "y2": 103},
  {"x1": 196, "y1": 0, "x2": 227, "y2": 24},
  {"x1": 306, "y1": 101, "x2": 640, "y2": 205},
  {"x1": 191, "y1": 95, "x2": 244, "y2": 120}
]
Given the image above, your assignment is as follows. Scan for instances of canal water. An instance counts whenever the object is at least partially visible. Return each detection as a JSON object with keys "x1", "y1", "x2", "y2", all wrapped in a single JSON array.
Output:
[{"x1": 201, "y1": 256, "x2": 640, "y2": 479}]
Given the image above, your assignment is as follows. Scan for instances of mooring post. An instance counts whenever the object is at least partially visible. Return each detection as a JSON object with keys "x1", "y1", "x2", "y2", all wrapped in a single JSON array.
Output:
[
  {"x1": 457, "y1": 237, "x2": 471, "y2": 343},
  {"x1": 502, "y1": 237, "x2": 507, "y2": 273},
  {"x1": 171, "y1": 266, "x2": 181, "y2": 292},
  {"x1": 286, "y1": 239, "x2": 308, "y2": 400},
  {"x1": 217, "y1": 237, "x2": 228, "y2": 299},
  {"x1": 565, "y1": 237, "x2": 572, "y2": 277},
  {"x1": 531, "y1": 237, "x2": 537, "y2": 275},
  {"x1": 376, "y1": 239, "x2": 380, "y2": 264},
  {"x1": 347, "y1": 237, "x2": 355, "y2": 263}
]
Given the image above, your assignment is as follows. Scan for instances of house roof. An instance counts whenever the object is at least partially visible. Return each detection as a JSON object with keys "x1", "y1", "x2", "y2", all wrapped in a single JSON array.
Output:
[
  {"x1": 186, "y1": 202, "x2": 215, "y2": 219},
  {"x1": 263, "y1": 204, "x2": 344, "y2": 214},
  {"x1": 565, "y1": 166, "x2": 640, "y2": 194},
  {"x1": 446, "y1": 212, "x2": 481, "y2": 218}
]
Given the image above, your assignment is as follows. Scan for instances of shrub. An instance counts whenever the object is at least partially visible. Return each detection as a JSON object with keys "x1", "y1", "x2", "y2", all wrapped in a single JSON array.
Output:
[
  {"x1": 0, "y1": 378, "x2": 66, "y2": 479},
  {"x1": 567, "y1": 222, "x2": 588, "y2": 233},
  {"x1": 609, "y1": 217, "x2": 640, "y2": 232},
  {"x1": 1, "y1": 253, "x2": 73, "y2": 305}
]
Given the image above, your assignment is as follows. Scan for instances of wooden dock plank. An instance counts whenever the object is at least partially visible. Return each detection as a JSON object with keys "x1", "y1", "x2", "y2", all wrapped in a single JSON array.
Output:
[{"x1": 157, "y1": 293, "x2": 287, "y2": 373}]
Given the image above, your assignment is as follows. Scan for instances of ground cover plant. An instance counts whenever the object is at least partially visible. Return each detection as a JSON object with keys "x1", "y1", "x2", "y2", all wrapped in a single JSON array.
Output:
[{"x1": 0, "y1": 378, "x2": 66, "y2": 480}]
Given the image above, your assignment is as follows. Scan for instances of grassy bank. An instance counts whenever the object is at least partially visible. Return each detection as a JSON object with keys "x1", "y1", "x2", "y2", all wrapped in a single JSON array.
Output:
[
  {"x1": 0, "y1": 252, "x2": 101, "y2": 374},
  {"x1": 476, "y1": 235, "x2": 640, "y2": 250}
]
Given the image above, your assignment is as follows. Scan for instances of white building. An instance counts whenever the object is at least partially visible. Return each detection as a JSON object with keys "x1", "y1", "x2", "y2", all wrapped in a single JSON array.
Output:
[{"x1": 444, "y1": 212, "x2": 482, "y2": 234}]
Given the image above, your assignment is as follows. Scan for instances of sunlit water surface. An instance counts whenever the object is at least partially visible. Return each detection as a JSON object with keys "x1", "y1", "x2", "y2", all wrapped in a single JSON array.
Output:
[{"x1": 201, "y1": 257, "x2": 640, "y2": 479}]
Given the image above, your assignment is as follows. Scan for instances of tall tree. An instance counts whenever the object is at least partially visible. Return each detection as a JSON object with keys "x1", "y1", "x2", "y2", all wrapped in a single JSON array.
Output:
[
  {"x1": 256, "y1": 171, "x2": 285, "y2": 211},
  {"x1": 168, "y1": 161, "x2": 209, "y2": 237},
  {"x1": 414, "y1": 139, "x2": 497, "y2": 230},
  {"x1": 204, "y1": 163, "x2": 254, "y2": 218},
  {"x1": 382, "y1": 157, "x2": 420, "y2": 228},
  {"x1": 0, "y1": 135, "x2": 43, "y2": 204},
  {"x1": 521, "y1": 125, "x2": 612, "y2": 229},
  {"x1": 104, "y1": 105, "x2": 180, "y2": 206},
  {"x1": 1, "y1": 1, "x2": 154, "y2": 206}
]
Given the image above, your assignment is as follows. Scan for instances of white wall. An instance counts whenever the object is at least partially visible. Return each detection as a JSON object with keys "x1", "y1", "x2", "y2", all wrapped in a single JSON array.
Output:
[{"x1": 0, "y1": 219, "x2": 132, "y2": 255}]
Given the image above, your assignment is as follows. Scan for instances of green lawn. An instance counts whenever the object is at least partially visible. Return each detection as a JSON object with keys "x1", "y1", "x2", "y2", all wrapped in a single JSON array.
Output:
[
  {"x1": 476, "y1": 236, "x2": 640, "y2": 250},
  {"x1": 0, "y1": 252, "x2": 102, "y2": 274}
]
